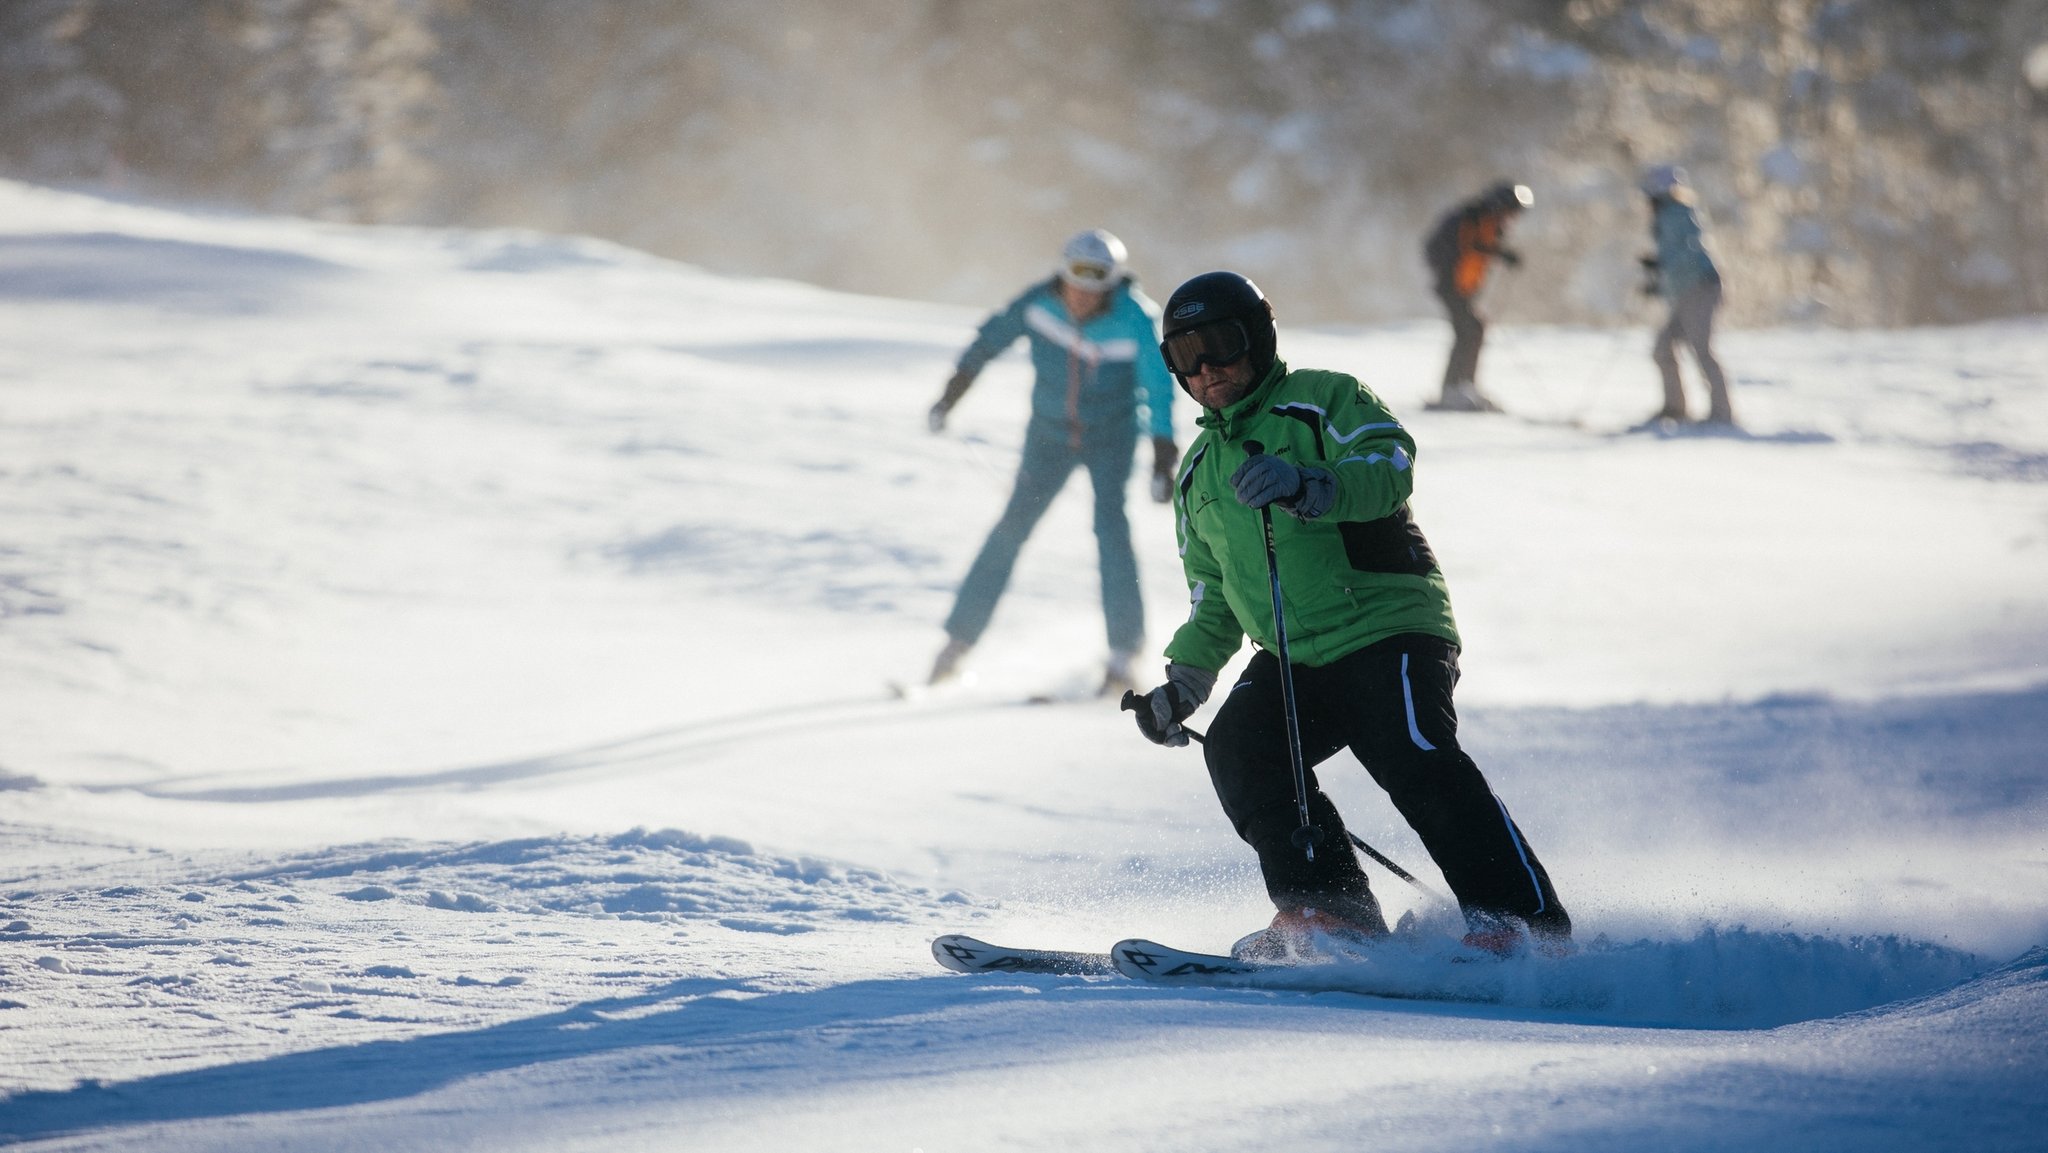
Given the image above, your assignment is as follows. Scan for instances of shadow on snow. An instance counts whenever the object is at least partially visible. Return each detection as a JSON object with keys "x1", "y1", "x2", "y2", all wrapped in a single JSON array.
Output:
[
  {"x1": 4, "y1": 947, "x2": 2042, "y2": 1146},
  {"x1": 0, "y1": 233, "x2": 347, "y2": 313}
]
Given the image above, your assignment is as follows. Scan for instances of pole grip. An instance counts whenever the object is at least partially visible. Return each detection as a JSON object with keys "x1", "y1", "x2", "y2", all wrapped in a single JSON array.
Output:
[{"x1": 1122, "y1": 688, "x2": 1206, "y2": 745}]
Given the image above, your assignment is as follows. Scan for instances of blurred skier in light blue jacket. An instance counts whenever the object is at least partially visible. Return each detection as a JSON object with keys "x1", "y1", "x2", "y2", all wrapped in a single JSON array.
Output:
[
  {"x1": 1640, "y1": 165, "x2": 1735, "y2": 425},
  {"x1": 925, "y1": 230, "x2": 1178, "y2": 692}
]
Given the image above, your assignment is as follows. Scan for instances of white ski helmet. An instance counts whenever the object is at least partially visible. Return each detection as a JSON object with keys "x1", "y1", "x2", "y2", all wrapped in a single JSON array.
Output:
[
  {"x1": 1640, "y1": 164, "x2": 1687, "y2": 197},
  {"x1": 1483, "y1": 181, "x2": 1534, "y2": 212},
  {"x1": 1058, "y1": 229, "x2": 1128, "y2": 292}
]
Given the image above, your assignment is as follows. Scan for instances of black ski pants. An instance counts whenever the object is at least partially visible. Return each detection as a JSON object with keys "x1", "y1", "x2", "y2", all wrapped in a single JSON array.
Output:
[{"x1": 1203, "y1": 633, "x2": 1570, "y2": 938}]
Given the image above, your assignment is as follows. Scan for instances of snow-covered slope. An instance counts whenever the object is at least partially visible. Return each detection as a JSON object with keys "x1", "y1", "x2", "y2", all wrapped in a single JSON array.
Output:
[{"x1": 1, "y1": 181, "x2": 2043, "y2": 1150}]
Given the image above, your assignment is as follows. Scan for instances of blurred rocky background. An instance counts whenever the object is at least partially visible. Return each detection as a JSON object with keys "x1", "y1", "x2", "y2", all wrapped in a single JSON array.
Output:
[{"x1": 3, "y1": 0, "x2": 2045, "y2": 325}]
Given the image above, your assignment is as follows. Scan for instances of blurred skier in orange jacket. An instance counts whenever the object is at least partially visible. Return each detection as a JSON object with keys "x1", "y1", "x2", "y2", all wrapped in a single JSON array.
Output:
[{"x1": 1422, "y1": 182, "x2": 1530, "y2": 412}]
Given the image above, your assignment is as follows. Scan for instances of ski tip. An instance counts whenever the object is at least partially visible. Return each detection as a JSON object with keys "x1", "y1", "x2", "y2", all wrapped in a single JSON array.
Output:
[
  {"x1": 1111, "y1": 937, "x2": 1267, "y2": 981},
  {"x1": 889, "y1": 678, "x2": 949, "y2": 705},
  {"x1": 890, "y1": 673, "x2": 982, "y2": 705},
  {"x1": 931, "y1": 934, "x2": 993, "y2": 971},
  {"x1": 931, "y1": 934, "x2": 1117, "y2": 976}
]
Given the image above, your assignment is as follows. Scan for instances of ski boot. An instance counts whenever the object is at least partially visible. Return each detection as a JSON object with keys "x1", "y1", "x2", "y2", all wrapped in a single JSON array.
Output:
[
  {"x1": 928, "y1": 637, "x2": 972, "y2": 685},
  {"x1": 1461, "y1": 912, "x2": 1574, "y2": 959},
  {"x1": 1232, "y1": 906, "x2": 1387, "y2": 964},
  {"x1": 1427, "y1": 381, "x2": 1502, "y2": 413}
]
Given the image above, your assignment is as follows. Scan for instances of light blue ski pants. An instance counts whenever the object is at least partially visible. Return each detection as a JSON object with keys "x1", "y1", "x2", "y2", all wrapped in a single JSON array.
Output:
[{"x1": 943, "y1": 420, "x2": 1144, "y2": 655}]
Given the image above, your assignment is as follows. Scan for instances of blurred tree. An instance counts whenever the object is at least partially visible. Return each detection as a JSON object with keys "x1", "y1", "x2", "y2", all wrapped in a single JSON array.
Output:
[
  {"x1": 0, "y1": 0, "x2": 121, "y2": 180},
  {"x1": 242, "y1": 0, "x2": 444, "y2": 221},
  {"x1": 0, "y1": 0, "x2": 2040, "y2": 325}
]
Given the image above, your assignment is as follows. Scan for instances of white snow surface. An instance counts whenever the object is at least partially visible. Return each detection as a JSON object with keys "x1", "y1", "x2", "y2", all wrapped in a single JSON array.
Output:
[{"x1": 0, "y1": 179, "x2": 2044, "y2": 1150}]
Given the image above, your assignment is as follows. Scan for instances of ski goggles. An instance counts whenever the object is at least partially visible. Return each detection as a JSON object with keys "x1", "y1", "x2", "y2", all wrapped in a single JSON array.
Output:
[
  {"x1": 1064, "y1": 259, "x2": 1113, "y2": 286},
  {"x1": 1160, "y1": 319, "x2": 1251, "y2": 377}
]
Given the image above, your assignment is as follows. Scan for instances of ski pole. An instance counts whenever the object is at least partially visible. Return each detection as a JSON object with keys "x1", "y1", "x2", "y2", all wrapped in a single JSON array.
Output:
[
  {"x1": 1241, "y1": 440, "x2": 1321, "y2": 862},
  {"x1": 1118, "y1": 691, "x2": 1445, "y2": 903},
  {"x1": 1346, "y1": 832, "x2": 1452, "y2": 907}
]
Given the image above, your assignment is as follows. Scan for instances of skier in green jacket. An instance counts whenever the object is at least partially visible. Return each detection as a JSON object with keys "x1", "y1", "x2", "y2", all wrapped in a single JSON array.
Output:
[{"x1": 1128, "y1": 271, "x2": 1570, "y2": 959}]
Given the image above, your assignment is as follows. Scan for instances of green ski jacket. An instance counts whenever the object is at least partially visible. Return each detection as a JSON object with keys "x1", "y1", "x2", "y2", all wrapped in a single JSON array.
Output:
[{"x1": 1163, "y1": 360, "x2": 1460, "y2": 674}]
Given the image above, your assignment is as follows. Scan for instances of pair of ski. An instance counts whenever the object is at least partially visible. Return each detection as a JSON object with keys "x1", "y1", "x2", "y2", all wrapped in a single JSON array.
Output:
[
  {"x1": 933, "y1": 933, "x2": 1292, "y2": 985},
  {"x1": 933, "y1": 932, "x2": 1511, "y2": 1004}
]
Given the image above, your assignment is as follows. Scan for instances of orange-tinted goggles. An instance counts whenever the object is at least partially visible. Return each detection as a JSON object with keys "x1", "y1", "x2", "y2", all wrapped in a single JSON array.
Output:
[{"x1": 1160, "y1": 319, "x2": 1250, "y2": 376}]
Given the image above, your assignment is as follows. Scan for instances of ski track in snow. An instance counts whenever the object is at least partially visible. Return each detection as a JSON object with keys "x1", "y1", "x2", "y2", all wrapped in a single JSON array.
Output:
[{"x1": 0, "y1": 180, "x2": 2044, "y2": 1150}]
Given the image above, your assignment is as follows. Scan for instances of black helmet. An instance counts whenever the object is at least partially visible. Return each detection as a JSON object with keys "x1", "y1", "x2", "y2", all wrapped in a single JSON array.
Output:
[
  {"x1": 1160, "y1": 271, "x2": 1276, "y2": 381},
  {"x1": 1483, "y1": 181, "x2": 1534, "y2": 212}
]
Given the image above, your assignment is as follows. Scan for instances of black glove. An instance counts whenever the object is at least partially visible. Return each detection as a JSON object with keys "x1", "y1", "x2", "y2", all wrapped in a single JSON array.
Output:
[
  {"x1": 929, "y1": 370, "x2": 974, "y2": 433},
  {"x1": 1228, "y1": 454, "x2": 1335, "y2": 520},
  {"x1": 1284, "y1": 467, "x2": 1335, "y2": 520},
  {"x1": 1150, "y1": 436, "x2": 1178, "y2": 503},
  {"x1": 1230, "y1": 453, "x2": 1300, "y2": 510},
  {"x1": 1129, "y1": 664, "x2": 1216, "y2": 747}
]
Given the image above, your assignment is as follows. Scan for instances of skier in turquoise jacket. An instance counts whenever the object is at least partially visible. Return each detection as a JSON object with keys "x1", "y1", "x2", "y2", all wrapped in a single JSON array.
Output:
[
  {"x1": 1640, "y1": 164, "x2": 1734, "y2": 424},
  {"x1": 1128, "y1": 271, "x2": 1570, "y2": 960},
  {"x1": 926, "y1": 230, "x2": 1178, "y2": 693}
]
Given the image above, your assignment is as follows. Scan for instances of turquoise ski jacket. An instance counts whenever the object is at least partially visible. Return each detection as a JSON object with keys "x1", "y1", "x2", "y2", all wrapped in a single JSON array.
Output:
[
  {"x1": 954, "y1": 277, "x2": 1176, "y2": 443},
  {"x1": 1652, "y1": 197, "x2": 1721, "y2": 300}
]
